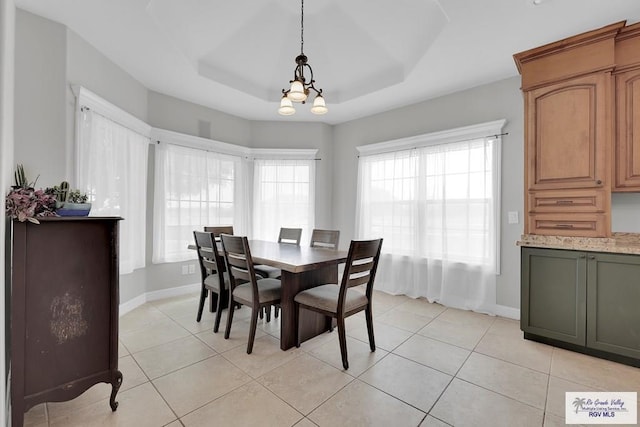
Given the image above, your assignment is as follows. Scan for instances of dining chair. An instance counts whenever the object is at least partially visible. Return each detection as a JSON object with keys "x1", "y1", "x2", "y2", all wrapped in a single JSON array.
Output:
[
  {"x1": 193, "y1": 231, "x2": 229, "y2": 333},
  {"x1": 310, "y1": 229, "x2": 340, "y2": 249},
  {"x1": 220, "y1": 234, "x2": 282, "y2": 354},
  {"x1": 278, "y1": 227, "x2": 302, "y2": 245},
  {"x1": 253, "y1": 227, "x2": 303, "y2": 319},
  {"x1": 294, "y1": 238, "x2": 383, "y2": 369},
  {"x1": 204, "y1": 225, "x2": 234, "y2": 239}
]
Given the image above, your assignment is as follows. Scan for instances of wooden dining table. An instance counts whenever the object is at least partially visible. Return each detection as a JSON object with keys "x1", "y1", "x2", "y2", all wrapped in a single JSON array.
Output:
[
  {"x1": 191, "y1": 239, "x2": 348, "y2": 350},
  {"x1": 247, "y1": 240, "x2": 347, "y2": 350}
]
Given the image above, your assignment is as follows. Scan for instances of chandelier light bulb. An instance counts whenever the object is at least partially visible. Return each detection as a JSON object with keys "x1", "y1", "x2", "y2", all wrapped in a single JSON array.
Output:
[
  {"x1": 310, "y1": 94, "x2": 328, "y2": 115},
  {"x1": 288, "y1": 79, "x2": 307, "y2": 103},
  {"x1": 278, "y1": 96, "x2": 296, "y2": 115}
]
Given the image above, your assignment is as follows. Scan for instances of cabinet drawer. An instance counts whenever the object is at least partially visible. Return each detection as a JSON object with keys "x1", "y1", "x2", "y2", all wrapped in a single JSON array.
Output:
[
  {"x1": 528, "y1": 189, "x2": 606, "y2": 213},
  {"x1": 527, "y1": 213, "x2": 609, "y2": 237}
]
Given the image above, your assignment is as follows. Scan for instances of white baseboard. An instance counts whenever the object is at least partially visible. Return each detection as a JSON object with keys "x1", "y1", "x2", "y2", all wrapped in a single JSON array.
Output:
[
  {"x1": 119, "y1": 293, "x2": 147, "y2": 316},
  {"x1": 494, "y1": 304, "x2": 520, "y2": 320},
  {"x1": 119, "y1": 283, "x2": 199, "y2": 316},
  {"x1": 145, "y1": 283, "x2": 200, "y2": 302}
]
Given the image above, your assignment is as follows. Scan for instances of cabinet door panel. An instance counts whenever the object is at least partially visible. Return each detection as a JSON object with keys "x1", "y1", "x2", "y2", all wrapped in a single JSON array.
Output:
[
  {"x1": 526, "y1": 74, "x2": 609, "y2": 191},
  {"x1": 587, "y1": 253, "x2": 640, "y2": 359},
  {"x1": 521, "y1": 248, "x2": 586, "y2": 345},
  {"x1": 614, "y1": 69, "x2": 640, "y2": 191}
]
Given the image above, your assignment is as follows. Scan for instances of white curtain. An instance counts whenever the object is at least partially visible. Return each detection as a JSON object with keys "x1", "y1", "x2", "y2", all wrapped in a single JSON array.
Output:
[
  {"x1": 77, "y1": 110, "x2": 149, "y2": 275},
  {"x1": 153, "y1": 143, "x2": 249, "y2": 263},
  {"x1": 356, "y1": 137, "x2": 499, "y2": 314},
  {"x1": 253, "y1": 159, "x2": 315, "y2": 244}
]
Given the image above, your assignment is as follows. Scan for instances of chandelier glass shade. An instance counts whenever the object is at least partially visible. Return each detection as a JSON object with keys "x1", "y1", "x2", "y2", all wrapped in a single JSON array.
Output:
[{"x1": 279, "y1": 0, "x2": 327, "y2": 115}]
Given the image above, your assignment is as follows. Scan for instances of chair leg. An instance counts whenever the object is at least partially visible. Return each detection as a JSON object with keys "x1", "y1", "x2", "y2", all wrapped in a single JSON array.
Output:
[
  {"x1": 259, "y1": 307, "x2": 264, "y2": 319},
  {"x1": 294, "y1": 303, "x2": 300, "y2": 348},
  {"x1": 196, "y1": 287, "x2": 207, "y2": 322},
  {"x1": 247, "y1": 306, "x2": 260, "y2": 354},
  {"x1": 213, "y1": 290, "x2": 224, "y2": 333},
  {"x1": 274, "y1": 305, "x2": 280, "y2": 318},
  {"x1": 265, "y1": 306, "x2": 271, "y2": 322},
  {"x1": 336, "y1": 316, "x2": 349, "y2": 370},
  {"x1": 209, "y1": 290, "x2": 216, "y2": 313},
  {"x1": 365, "y1": 307, "x2": 376, "y2": 352},
  {"x1": 224, "y1": 295, "x2": 236, "y2": 339}
]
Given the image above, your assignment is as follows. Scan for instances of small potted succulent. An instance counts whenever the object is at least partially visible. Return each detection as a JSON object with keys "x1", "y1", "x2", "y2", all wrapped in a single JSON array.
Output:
[{"x1": 52, "y1": 181, "x2": 91, "y2": 216}]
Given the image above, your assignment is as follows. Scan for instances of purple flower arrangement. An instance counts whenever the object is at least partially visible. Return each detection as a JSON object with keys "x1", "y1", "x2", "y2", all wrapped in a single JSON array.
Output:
[{"x1": 5, "y1": 187, "x2": 58, "y2": 224}]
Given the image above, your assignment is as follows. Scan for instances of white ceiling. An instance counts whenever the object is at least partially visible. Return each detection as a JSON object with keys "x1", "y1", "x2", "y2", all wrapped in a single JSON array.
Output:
[{"x1": 14, "y1": 0, "x2": 640, "y2": 125}]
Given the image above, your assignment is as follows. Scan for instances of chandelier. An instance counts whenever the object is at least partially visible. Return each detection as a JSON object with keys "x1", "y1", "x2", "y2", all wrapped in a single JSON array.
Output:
[{"x1": 278, "y1": 0, "x2": 327, "y2": 116}]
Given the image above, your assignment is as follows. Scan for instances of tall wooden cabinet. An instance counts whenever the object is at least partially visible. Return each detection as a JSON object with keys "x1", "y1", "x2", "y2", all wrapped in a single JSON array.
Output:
[
  {"x1": 614, "y1": 23, "x2": 640, "y2": 191},
  {"x1": 515, "y1": 20, "x2": 640, "y2": 237},
  {"x1": 8, "y1": 217, "x2": 123, "y2": 427}
]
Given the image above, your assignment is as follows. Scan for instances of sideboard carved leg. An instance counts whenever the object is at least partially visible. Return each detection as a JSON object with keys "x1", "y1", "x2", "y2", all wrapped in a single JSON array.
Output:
[{"x1": 109, "y1": 370, "x2": 123, "y2": 411}]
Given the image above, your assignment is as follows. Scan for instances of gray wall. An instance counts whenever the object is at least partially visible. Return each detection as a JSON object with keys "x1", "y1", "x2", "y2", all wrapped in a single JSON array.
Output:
[
  {"x1": 147, "y1": 91, "x2": 250, "y2": 145},
  {"x1": 333, "y1": 77, "x2": 526, "y2": 309},
  {"x1": 14, "y1": 9, "x2": 66, "y2": 188},
  {"x1": 66, "y1": 27, "x2": 149, "y2": 130}
]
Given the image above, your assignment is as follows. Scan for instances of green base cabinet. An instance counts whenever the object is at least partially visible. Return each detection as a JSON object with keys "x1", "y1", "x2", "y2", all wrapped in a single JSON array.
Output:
[
  {"x1": 587, "y1": 252, "x2": 640, "y2": 359},
  {"x1": 521, "y1": 247, "x2": 640, "y2": 364}
]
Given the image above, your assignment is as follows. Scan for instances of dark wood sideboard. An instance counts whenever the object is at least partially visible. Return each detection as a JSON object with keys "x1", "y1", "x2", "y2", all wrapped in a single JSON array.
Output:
[{"x1": 8, "y1": 217, "x2": 123, "y2": 426}]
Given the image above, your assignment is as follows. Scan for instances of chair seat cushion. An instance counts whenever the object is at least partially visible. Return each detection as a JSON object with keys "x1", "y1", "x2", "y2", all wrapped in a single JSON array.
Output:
[
  {"x1": 204, "y1": 273, "x2": 228, "y2": 291},
  {"x1": 233, "y1": 278, "x2": 281, "y2": 304},
  {"x1": 294, "y1": 284, "x2": 368, "y2": 314},
  {"x1": 254, "y1": 264, "x2": 281, "y2": 279}
]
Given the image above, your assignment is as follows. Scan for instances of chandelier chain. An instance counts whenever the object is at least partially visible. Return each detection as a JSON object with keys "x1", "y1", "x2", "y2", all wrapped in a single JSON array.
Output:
[{"x1": 300, "y1": 0, "x2": 304, "y2": 54}]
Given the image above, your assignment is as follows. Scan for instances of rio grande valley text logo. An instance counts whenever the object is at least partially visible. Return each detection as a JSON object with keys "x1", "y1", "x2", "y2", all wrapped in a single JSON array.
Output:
[{"x1": 566, "y1": 392, "x2": 637, "y2": 424}]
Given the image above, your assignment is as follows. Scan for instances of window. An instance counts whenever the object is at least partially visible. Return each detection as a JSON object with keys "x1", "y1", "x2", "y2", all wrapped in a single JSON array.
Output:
[
  {"x1": 153, "y1": 142, "x2": 247, "y2": 263},
  {"x1": 356, "y1": 120, "x2": 504, "y2": 313},
  {"x1": 360, "y1": 139, "x2": 495, "y2": 264},
  {"x1": 76, "y1": 88, "x2": 150, "y2": 275},
  {"x1": 253, "y1": 159, "x2": 315, "y2": 243}
]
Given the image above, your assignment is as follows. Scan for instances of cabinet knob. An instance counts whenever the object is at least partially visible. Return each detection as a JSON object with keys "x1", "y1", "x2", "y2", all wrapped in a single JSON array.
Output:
[
  {"x1": 588, "y1": 255, "x2": 596, "y2": 260},
  {"x1": 596, "y1": 179, "x2": 602, "y2": 185}
]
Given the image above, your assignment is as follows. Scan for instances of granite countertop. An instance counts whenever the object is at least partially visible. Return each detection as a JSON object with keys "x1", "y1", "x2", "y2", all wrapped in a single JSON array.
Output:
[{"x1": 517, "y1": 233, "x2": 640, "y2": 255}]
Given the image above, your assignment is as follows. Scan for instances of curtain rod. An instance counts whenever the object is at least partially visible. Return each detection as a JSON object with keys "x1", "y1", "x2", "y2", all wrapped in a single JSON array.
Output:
[
  {"x1": 155, "y1": 140, "x2": 321, "y2": 161},
  {"x1": 357, "y1": 132, "x2": 509, "y2": 158},
  {"x1": 80, "y1": 106, "x2": 152, "y2": 142}
]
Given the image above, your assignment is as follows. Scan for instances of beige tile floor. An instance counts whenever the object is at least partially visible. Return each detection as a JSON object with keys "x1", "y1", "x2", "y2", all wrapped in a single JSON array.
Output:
[{"x1": 24, "y1": 290, "x2": 640, "y2": 427}]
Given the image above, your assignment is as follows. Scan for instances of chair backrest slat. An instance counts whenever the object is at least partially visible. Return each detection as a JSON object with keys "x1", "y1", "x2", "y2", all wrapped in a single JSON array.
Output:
[
  {"x1": 193, "y1": 230, "x2": 225, "y2": 282},
  {"x1": 337, "y1": 238, "x2": 383, "y2": 312},
  {"x1": 278, "y1": 227, "x2": 302, "y2": 245},
  {"x1": 310, "y1": 229, "x2": 340, "y2": 249},
  {"x1": 348, "y1": 259, "x2": 374, "y2": 275},
  {"x1": 220, "y1": 234, "x2": 260, "y2": 301}
]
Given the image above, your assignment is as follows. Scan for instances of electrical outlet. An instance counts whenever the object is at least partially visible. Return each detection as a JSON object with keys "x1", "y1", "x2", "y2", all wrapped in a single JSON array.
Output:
[
  {"x1": 508, "y1": 211, "x2": 519, "y2": 224},
  {"x1": 188, "y1": 264, "x2": 196, "y2": 274},
  {"x1": 181, "y1": 265, "x2": 188, "y2": 275}
]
